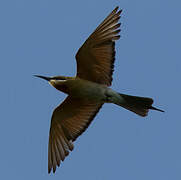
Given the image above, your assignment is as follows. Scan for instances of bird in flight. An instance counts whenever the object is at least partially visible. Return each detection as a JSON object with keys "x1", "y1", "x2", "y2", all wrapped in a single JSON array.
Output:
[{"x1": 35, "y1": 6, "x2": 164, "y2": 173}]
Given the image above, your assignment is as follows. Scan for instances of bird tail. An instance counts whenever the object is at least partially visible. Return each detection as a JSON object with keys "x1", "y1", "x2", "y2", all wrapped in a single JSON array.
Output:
[{"x1": 117, "y1": 93, "x2": 164, "y2": 117}]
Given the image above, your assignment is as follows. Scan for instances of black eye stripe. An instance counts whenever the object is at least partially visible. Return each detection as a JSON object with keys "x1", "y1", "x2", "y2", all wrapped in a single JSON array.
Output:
[{"x1": 53, "y1": 77, "x2": 66, "y2": 80}]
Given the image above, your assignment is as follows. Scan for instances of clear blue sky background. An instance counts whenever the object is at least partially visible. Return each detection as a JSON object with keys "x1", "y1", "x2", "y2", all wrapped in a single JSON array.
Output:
[{"x1": 0, "y1": 0, "x2": 180, "y2": 179}]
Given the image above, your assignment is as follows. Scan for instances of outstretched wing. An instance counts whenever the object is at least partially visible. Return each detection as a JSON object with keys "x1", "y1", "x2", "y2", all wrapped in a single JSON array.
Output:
[
  {"x1": 76, "y1": 6, "x2": 122, "y2": 86},
  {"x1": 48, "y1": 96, "x2": 103, "y2": 173}
]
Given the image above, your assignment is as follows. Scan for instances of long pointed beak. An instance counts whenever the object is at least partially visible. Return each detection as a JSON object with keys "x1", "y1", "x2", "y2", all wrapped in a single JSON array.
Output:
[{"x1": 34, "y1": 75, "x2": 51, "y2": 81}]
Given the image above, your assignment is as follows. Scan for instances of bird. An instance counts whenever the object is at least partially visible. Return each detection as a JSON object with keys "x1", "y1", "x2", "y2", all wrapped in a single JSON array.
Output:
[{"x1": 35, "y1": 6, "x2": 164, "y2": 174}]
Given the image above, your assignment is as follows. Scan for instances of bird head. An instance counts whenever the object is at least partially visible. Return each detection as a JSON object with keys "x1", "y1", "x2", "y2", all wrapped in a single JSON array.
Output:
[{"x1": 34, "y1": 75, "x2": 68, "y2": 87}]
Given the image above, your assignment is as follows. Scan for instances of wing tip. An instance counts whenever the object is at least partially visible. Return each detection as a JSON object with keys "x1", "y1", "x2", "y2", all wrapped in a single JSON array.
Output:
[
  {"x1": 114, "y1": 6, "x2": 123, "y2": 14},
  {"x1": 114, "y1": 6, "x2": 119, "y2": 11},
  {"x1": 48, "y1": 167, "x2": 51, "y2": 174},
  {"x1": 53, "y1": 167, "x2": 56, "y2": 173}
]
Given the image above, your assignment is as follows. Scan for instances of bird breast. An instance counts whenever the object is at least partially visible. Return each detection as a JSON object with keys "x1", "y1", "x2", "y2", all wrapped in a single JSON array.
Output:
[{"x1": 62, "y1": 79, "x2": 107, "y2": 101}]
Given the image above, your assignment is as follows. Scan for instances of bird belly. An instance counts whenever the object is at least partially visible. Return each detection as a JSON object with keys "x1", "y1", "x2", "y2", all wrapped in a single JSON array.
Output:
[{"x1": 66, "y1": 79, "x2": 107, "y2": 101}]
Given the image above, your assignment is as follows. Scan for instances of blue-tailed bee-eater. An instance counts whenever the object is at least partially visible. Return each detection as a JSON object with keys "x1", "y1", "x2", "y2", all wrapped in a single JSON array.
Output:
[{"x1": 35, "y1": 6, "x2": 164, "y2": 173}]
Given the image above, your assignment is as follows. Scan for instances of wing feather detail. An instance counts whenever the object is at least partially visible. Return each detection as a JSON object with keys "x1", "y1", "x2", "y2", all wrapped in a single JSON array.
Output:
[
  {"x1": 48, "y1": 96, "x2": 103, "y2": 173},
  {"x1": 76, "y1": 7, "x2": 122, "y2": 86}
]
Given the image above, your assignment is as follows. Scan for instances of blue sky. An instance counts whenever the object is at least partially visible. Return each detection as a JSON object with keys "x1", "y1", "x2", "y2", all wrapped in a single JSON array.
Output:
[{"x1": 0, "y1": 0, "x2": 181, "y2": 179}]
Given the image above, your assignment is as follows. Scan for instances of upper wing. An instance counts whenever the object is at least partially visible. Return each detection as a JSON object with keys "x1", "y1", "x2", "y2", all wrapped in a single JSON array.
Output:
[
  {"x1": 76, "y1": 6, "x2": 122, "y2": 86},
  {"x1": 48, "y1": 96, "x2": 103, "y2": 173}
]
